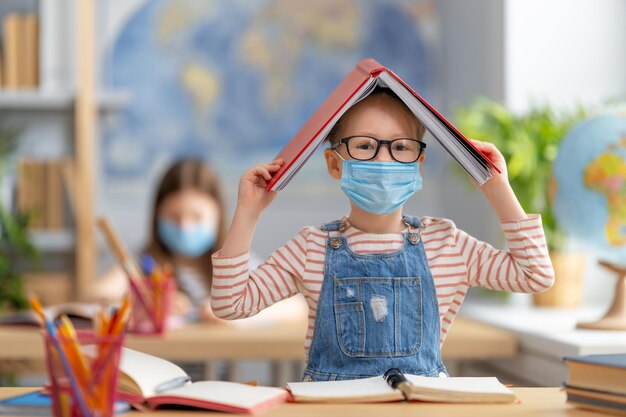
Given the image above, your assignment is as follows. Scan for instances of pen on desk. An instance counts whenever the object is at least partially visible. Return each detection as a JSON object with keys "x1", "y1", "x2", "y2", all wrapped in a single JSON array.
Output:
[
  {"x1": 383, "y1": 368, "x2": 412, "y2": 401},
  {"x1": 154, "y1": 376, "x2": 192, "y2": 393}
]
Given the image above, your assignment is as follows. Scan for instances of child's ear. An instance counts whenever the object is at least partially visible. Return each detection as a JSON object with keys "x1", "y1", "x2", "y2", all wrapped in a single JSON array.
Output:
[{"x1": 324, "y1": 148, "x2": 342, "y2": 180}]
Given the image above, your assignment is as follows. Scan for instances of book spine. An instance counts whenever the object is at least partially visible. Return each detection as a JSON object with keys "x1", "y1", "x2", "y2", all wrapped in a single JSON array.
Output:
[
  {"x1": 17, "y1": 159, "x2": 30, "y2": 216},
  {"x1": 23, "y1": 14, "x2": 39, "y2": 89},
  {"x1": 357, "y1": 58, "x2": 386, "y2": 76},
  {"x1": 0, "y1": 48, "x2": 3, "y2": 87},
  {"x1": 45, "y1": 160, "x2": 64, "y2": 230},
  {"x1": 32, "y1": 161, "x2": 46, "y2": 230},
  {"x1": 3, "y1": 14, "x2": 21, "y2": 90}
]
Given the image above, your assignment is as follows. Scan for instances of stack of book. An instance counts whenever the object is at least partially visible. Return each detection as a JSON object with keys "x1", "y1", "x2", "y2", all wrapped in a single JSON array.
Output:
[
  {"x1": 1, "y1": 13, "x2": 39, "y2": 90},
  {"x1": 564, "y1": 353, "x2": 626, "y2": 415},
  {"x1": 17, "y1": 159, "x2": 68, "y2": 230}
]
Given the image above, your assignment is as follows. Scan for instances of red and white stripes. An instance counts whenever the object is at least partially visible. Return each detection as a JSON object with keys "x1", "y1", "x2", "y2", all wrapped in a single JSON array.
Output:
[{"x1": 211, "y1": 215, "x2": 554, "y2": 357}]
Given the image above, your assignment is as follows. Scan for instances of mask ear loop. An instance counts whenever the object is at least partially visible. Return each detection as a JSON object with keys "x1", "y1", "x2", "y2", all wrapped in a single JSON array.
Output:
[{"x1": 333, "y1": 149, "x2": 346, "y2": 161}]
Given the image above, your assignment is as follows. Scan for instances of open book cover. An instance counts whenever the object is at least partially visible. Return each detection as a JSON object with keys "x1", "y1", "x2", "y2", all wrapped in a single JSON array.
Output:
[
  {"x1": 0, "y1": 303, "x2": 99, "y2": 329},
  {"x1": 285, "y1": 374, "x2": 516, "y2": 404},
  {"x1": 117, "y1": 349, "x2": 289, "y2": 414},
  {"x1": 267, "y1": 58, "x2": 499, "y2": 191}
]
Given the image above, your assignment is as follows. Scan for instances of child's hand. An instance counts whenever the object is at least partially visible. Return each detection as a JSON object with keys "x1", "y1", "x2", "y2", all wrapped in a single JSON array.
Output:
[
  {"x1": 219, "y1": 158, "x2": 284, "y2": 258},
  {"x1": 468, "y1": 139, "x2": 509, "y2": 187},
  {"x1": 469, "y1": 139, "x2": 527, "y2": 221},
  {"x1": 237, "y1": 158, "x2": 284, "y2": 214}
]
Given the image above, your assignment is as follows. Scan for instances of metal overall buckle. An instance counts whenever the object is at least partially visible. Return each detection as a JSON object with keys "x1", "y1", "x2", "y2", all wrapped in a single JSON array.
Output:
[
  {"x1": 321, "y1": 219, "x2": 347, "y2": 249},
  {"x1": 403, "y1": 218, "x2": 423, "y2": 245}
]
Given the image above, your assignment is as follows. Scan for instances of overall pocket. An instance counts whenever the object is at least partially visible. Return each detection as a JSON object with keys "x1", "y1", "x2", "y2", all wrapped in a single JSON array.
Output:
[{"x1": 334, "y1": 277, "x2": 422, "y2": 357}]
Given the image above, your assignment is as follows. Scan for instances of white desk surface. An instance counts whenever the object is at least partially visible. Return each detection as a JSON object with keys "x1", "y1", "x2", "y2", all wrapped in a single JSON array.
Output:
[{"x1": 459, "y1": 299, "x2": 626, "y2": 359}]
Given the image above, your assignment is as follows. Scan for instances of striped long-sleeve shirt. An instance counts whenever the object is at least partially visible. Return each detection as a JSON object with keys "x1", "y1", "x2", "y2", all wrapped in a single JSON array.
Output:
[{"x1": 211, "y1": 215, "x2": 554, "y2": 359}]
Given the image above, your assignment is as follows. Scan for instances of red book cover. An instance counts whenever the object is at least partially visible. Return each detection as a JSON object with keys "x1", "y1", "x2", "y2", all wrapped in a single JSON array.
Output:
[
  {"x1": 117, "y1": 381, "x2": 289, "y2": 414},
  {"x1": 266, "y1": 58, "x2": 499, "y2": 191}
]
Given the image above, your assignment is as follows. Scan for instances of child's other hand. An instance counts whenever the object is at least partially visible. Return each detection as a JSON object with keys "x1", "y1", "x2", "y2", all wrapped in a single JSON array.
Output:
[
  {"x1": 468, "y1": 139, "x2": 509, "y2": 187},
  {"x1": 237, "y1": 158, "x2": 284, "y2": 214}
]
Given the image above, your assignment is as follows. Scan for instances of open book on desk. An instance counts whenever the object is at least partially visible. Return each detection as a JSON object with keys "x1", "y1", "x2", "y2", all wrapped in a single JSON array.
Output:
[
  {"x1": 0, "y1": 302, "x2": 99, "y2": 329},
  {"x1": 286, "y1": 373, "x2": 516, "y2": 404},
  {"x1": 117, "y1": 348, "x2": 289, "y2": 414},
  {"x1": 267, "y1": 58, "x2": 499, "y2": 191}
]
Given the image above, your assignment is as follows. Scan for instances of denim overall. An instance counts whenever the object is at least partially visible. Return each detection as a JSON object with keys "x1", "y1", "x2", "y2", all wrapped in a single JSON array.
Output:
[{"x1": 303, "y1": 216, "x2": 447, "y2": 381}]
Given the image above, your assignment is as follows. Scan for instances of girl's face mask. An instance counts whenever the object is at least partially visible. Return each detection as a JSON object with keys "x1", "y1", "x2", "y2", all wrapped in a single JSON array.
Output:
[
  {"x1": 340, "y1": 160, "x2": 422, "y2": 214},
  {"x1": 157, "y1": 219, "x2": 217, "y2": 257}
]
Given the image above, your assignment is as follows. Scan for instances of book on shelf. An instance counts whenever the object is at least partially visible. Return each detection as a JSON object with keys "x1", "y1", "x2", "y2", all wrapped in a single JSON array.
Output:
[
  {"x1": 16, "y1": 159, "x2": 66, "y2": 230},
  {"x1": 23, "y1": 14, "x2": 40, "y2": 88},
  {"x1": 45, "y1": 160, "x2": 64, "y2": 230},
  {"x1": 2, "y1": 13, "x2": 21, "y2": 89},
  {"x1": 285, "y1": 372, "x2": 516, "y2": 404},
  {"x1": 563, "y1": 353, "x2": 626, "y2": 415},
  {"x1": 1, "y1": 13, "x2": 40, "y2": 90},
  {"x1": 117, "y1": 349, "x2": 289, "y2": 414},
  {"x1": 266, "y1": 57, "x2": 499, "y2": 192}
]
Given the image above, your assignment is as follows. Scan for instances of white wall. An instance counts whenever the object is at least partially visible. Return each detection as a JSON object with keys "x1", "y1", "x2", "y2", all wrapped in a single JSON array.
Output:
[
  {"x1": 439, "y1": 0, "x2": 505, "y2": 110},
  {"x1": 505, "y1": 0, "x2": 626, "y2": 113}
]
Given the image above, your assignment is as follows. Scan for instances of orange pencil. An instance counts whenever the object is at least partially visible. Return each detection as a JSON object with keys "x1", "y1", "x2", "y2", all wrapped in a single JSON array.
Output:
[{"x1": 29, "y1": 297, "x2": 92, "y2": 417}]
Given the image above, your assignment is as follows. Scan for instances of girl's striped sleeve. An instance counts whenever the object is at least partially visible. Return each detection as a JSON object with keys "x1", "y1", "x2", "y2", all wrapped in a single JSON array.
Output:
[
  {"x1": 210, "y1": 230, "x2": 307, "y2": 319},
  {"x1": 456, "y1": 214, "x2": 555, "y2": 293}
]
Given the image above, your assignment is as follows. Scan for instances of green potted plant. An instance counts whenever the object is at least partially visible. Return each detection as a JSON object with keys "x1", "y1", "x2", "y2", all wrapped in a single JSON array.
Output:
[
  {"x1": 0, "y1": 120, "x2": 36, "y2": 313},
  {"x1": 454, "y1": 98, "x2": 588, "y2": 306}
]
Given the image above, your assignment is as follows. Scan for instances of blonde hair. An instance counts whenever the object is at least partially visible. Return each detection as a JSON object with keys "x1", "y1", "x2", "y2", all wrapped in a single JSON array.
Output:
[{"x1": 326, "y1": 87, "x2": 426, "y2": 147}]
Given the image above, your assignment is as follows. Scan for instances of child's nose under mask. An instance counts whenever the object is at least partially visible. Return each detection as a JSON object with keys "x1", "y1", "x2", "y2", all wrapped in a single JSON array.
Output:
[{"x1": 340, "y1": 160, "x2": 422, "y2": 214}]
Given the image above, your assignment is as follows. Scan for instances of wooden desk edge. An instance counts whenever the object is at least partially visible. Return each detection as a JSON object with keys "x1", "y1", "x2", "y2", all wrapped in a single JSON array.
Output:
[{"x1": 0, "y1": 388, "x2": 584, "y2": 417}]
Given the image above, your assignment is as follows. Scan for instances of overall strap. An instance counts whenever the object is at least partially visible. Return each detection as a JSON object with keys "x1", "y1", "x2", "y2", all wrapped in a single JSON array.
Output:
[
  {"x1": 320, "y1": 219, "x2": 347, "y2": 250},
  {"x1": 402, "y1": 215, "x2": 424, "y2": 245},
  {"x1": 320, "y1": 219, "x2": 345, "y2": 232},
  {"x1": 402, "y1": 215, "x2": 422, "y2": 228}
]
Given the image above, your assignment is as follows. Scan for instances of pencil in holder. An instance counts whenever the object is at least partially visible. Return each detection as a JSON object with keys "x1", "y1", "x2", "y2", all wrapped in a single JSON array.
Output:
[
  {"x1": 128, "y1": 277, "x2": 176, "y2": 334},
  {"x1": 43, "y1": 330, "x2": 124, "y2": 417}
]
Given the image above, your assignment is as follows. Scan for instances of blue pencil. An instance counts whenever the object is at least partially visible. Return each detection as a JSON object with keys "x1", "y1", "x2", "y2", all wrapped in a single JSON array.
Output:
[{"x1": 31, "y1": 298, "x2": 91, "y2": 417}]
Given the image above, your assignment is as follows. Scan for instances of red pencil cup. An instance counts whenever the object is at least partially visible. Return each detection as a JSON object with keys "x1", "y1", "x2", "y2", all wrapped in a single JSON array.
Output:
[
  {"x1": 128, "y1": 278, "x2": 176, "y2": 335},
  {"x1": 43, "y1": 330, "x2": 124, "y2": 417}
]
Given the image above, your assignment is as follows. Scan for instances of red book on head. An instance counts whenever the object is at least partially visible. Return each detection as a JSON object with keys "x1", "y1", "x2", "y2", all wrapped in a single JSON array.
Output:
[{"x1": 266, "y1": 58, "x2": 499, "y2": 192}]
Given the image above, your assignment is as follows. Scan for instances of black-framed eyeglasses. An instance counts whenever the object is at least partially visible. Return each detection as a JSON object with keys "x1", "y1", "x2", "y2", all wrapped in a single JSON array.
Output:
[{"x1": 332, "y1": 136, "x2": 426, "y2": 163}]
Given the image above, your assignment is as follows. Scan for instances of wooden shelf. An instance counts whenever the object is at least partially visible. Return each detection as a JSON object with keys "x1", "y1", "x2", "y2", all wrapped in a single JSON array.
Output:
[
  {"x1": 0, "y1": 90, "x2": 129, "y2": 111},
  {"x1": 28, "y1": 229, "x2": 74, "y2": 251}
]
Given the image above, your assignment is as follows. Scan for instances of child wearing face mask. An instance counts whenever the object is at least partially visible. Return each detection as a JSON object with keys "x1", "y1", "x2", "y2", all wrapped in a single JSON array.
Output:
[
  {"x1": 92, "y1": 158, "x2": 227, "y2": 322},
  {"x1": 210, "y1": 87, "x2": 555, "y2": 381}
]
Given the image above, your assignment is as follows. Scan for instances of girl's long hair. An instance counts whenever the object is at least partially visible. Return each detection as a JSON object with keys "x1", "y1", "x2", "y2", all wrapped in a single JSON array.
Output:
[{"x1": 145, "y1": 158, "x2": 227, "y2": 291}]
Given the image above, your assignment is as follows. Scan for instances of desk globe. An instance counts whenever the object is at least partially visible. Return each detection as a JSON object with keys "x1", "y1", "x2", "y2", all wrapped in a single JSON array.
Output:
[{"x1": 552, "y1": 113, "x2": 626, "y2": 330}]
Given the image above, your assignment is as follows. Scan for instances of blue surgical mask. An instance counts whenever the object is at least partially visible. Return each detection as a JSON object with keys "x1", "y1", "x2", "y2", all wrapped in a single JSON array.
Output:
[
  {"x1": 340, "y1": 160, "x2": 422, "y2": 214},
  {"x1": 157, "y1": 219, "x2": 217, "y2": 257}
]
